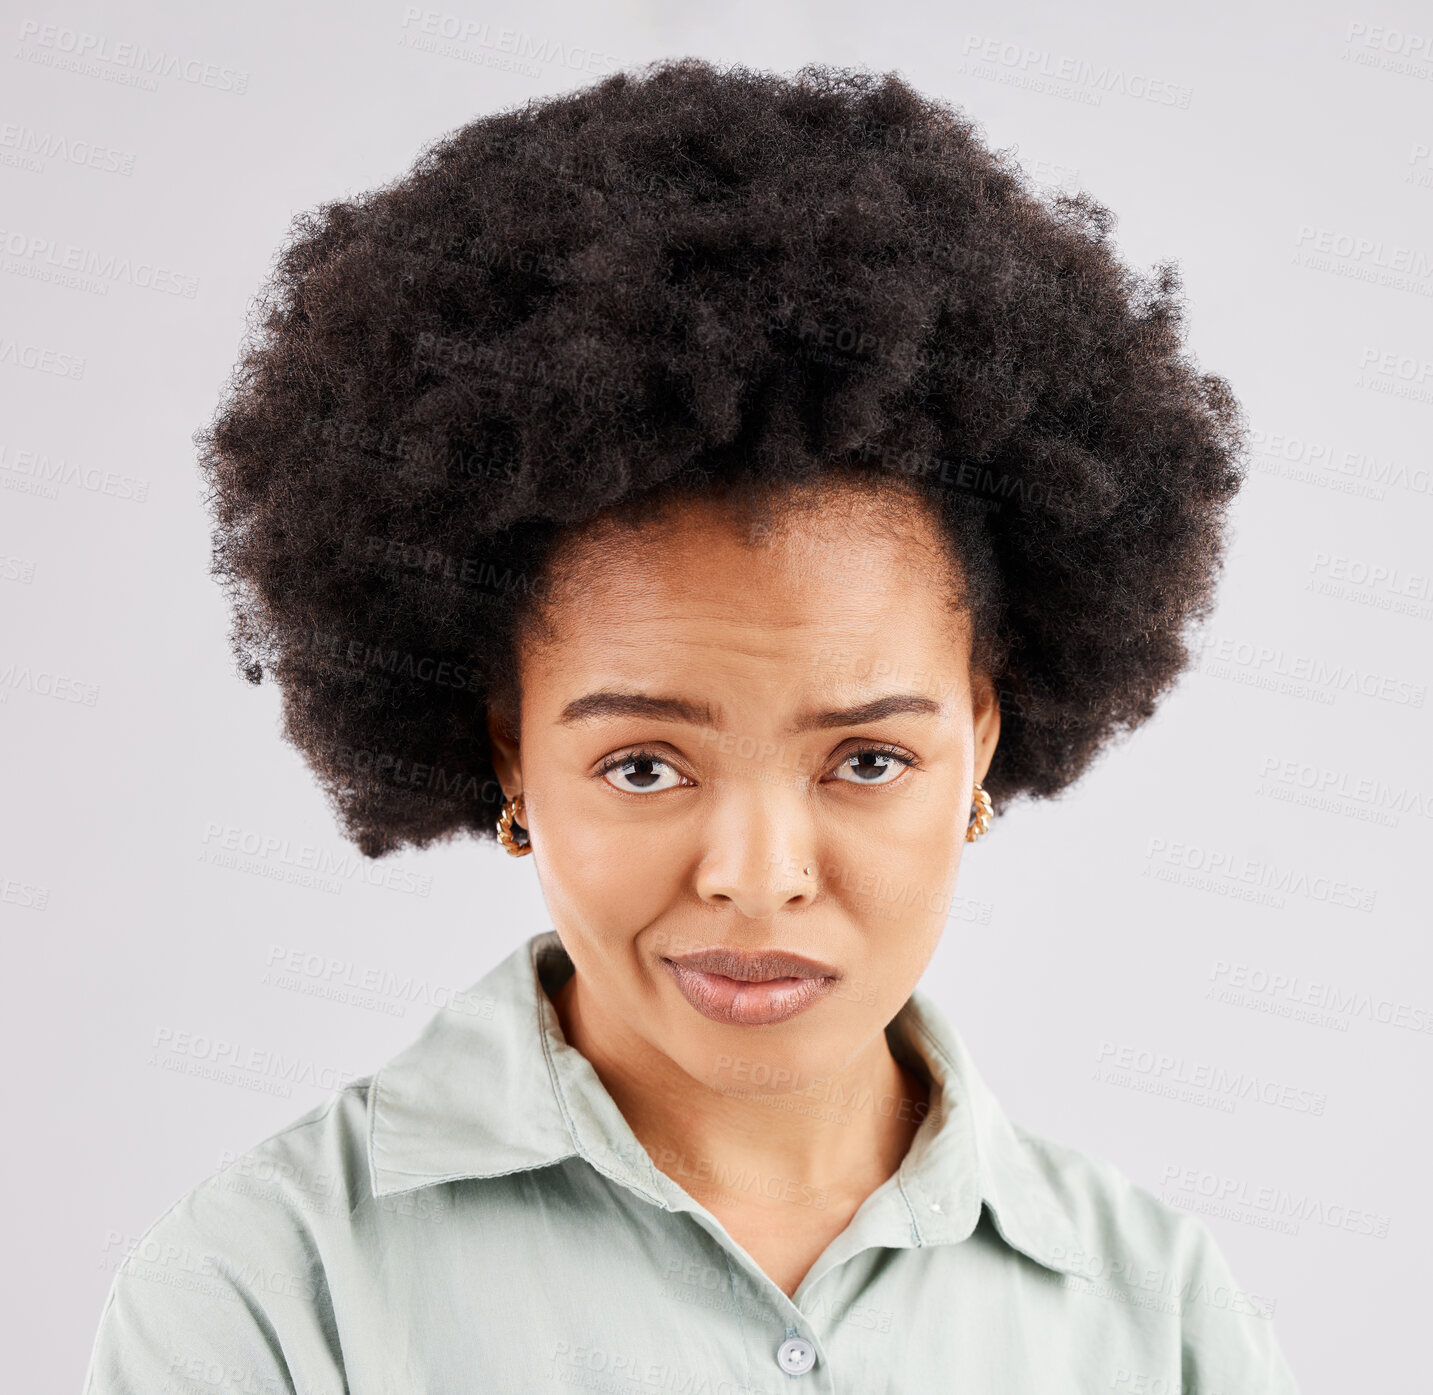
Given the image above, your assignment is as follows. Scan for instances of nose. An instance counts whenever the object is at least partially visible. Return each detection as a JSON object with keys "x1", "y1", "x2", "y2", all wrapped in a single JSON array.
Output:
[{"x1": 692, "y1": 787, "x2": 818, "y2": 918}]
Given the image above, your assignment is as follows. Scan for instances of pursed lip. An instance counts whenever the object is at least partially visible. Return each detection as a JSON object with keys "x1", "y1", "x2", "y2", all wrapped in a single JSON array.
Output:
[
  {"x1": 662, "y1": 946, "x2": 840, "y2": 981},
  {"x1": 659, "y1": 946, "x2": 841, "y2": 1026}
]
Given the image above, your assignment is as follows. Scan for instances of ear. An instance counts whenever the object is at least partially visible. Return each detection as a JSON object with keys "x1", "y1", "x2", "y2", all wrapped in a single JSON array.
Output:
[
  {"x1": 971, "y1": 671, "x2": 1002, "y2": 786},
  {"x1": 485, "y1": 703, "x2": 522, "y2": 797}
]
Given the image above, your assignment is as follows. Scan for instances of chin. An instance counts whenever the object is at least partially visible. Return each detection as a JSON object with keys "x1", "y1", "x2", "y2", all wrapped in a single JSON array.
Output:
[{"x1": 671, "y1": 1017, "x2": 856, "y2": 1101}]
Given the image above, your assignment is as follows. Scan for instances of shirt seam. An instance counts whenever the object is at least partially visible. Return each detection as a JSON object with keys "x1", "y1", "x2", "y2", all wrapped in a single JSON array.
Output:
[
  {"x1": 894, "y1": 1161, "x2": 927, "y2": 1246},
  {"x1": 371, "y1": 1155, "x2": 579, "y2": 1183}
]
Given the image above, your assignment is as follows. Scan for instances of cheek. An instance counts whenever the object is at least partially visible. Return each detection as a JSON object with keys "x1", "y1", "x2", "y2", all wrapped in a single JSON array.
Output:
[
  {"x1": 530, "y1": 790, "x2": 687, "y2": 946},
  {"x1": 822, "y1": 782, "x2": 966, "y2": 969},
  {"x1": 843, "y1": 777, "x2": 966, "y2": 890}
]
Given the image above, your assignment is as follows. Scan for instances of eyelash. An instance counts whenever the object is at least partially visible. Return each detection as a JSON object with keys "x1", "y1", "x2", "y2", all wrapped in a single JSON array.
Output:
[
  {"x1": 837, "y1": 742, "x2": 921, "y2": 779},
  {"x1": 596, "y1": 742, "x2": 921, "y2": 786},
  {"x1": 597, "y1": 747, "x2": 676, "y2": 780}
]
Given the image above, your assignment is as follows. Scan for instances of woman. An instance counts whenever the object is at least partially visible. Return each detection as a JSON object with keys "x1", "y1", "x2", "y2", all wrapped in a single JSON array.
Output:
[{"x1": 86, "y1": 59, "x2": 1299, "y2": 1393}]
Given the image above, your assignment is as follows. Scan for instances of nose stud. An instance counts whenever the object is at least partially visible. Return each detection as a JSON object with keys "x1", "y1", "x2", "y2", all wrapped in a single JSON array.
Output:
[{"x1": 802, "y1": 864, "x2": 816, "y2": 878}]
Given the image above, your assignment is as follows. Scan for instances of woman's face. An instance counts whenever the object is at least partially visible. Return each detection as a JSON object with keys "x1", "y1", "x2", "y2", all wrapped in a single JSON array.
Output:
[{"x1": 487, "y1": 482, "x2": 1000, "y2": 1096}]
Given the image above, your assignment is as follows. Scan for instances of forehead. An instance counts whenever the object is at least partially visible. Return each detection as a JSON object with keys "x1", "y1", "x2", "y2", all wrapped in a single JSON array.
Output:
[{"x1": 520, "y1": 485, "x2": 974, "y2": 704}]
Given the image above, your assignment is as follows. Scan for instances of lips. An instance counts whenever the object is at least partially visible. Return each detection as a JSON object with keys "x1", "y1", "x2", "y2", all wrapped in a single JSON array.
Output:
[{"x1": 659, "y1": 946, "x2": 840, "y2": 1026}]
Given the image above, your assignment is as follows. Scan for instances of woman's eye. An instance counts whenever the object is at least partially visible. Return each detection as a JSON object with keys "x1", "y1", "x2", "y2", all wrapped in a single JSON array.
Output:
[
  {"x1": 830, "y1": 749, "x2": 910, "y2": 786},
  {"x1": 601, "y1": 754, "x2": 686, "y2": 794}
]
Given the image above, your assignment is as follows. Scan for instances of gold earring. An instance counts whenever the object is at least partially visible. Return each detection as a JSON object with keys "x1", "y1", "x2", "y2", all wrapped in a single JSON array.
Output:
[
  {"x1": 965, "y1": 782, "x2": 992, "y2": 843},
  {"x1": 496, "y1": 792, "x2": 532, "y2": 856}
]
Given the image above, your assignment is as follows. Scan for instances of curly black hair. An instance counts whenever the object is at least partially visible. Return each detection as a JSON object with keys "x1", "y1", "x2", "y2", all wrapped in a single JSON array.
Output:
[{"x1": 196, "y1": 57, "x2": 1246, "y2": 859}]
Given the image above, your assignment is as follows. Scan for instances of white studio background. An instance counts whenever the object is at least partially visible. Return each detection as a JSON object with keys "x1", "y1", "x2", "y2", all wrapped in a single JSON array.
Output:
[{"x1": 2, "y1": 1, "x2": 1428, "y2": 1389}]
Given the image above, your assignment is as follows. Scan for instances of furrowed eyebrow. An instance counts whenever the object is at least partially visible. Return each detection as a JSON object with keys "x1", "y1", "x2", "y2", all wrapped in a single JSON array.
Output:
[
  {"x1": 558, "y1": 691, "x2": 718, "y2": 727},
  {"x1": 557, "y1": 690, "x2": 942, "y2": 732},
  {"x1": 790, "y1": 693, "x2": 943, "y2": 731}
]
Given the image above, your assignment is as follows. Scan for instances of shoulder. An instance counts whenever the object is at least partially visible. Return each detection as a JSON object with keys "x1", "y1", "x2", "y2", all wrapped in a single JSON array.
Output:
[
  {"x1": 85, "y1": 1079, "x2": 374, "y2": 1395},
  {"x1": 142, "y1": 1075, "x2": 374, "y2": 1260},
  {"x1": 203, "y1": 1075, "x2": 376, "y2": 1229},
  {"x1": 1013, "y1": 1124, "x2": 1300, "y2": 1392},
  {"x1": 1013, "y1": 1123, "x2": 1211, "y2": 1280}
]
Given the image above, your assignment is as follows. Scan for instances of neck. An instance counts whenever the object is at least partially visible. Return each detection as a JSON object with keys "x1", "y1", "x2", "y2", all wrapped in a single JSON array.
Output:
[{"x1": 550, "y1": 970, "x2": 930, "y2": 1210}]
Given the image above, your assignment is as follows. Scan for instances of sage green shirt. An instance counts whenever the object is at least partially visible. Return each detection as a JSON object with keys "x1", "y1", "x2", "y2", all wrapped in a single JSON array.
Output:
[{"x1": 85, "y1": 931, "x2": 1299, "y2": 1394}]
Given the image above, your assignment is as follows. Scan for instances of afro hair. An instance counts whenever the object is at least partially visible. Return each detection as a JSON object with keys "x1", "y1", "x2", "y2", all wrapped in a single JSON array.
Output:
[{"x1": 196, "y1": 57, "x2": 1246, "y2": 858}]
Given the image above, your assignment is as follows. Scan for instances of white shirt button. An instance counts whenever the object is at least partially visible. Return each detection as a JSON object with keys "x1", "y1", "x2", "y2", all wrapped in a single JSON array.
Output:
[{"x1": 777, "y1": 1335, "x2": 816, "y2": 1375}]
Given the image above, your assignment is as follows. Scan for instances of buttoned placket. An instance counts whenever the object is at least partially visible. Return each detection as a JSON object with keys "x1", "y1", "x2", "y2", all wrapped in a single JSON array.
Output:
[
  {"x1": 542, "y1": 1074, "x2": 829, "y2": 1388},
  {"x1": 557, "y1": 1100, "x2": 988, "y2": 1395},
  {"x1": 657, "y1": 1176, "x2": 833, "y2": 1390}
]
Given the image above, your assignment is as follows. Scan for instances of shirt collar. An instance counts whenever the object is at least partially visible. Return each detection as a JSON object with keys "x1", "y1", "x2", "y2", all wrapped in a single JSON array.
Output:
[{"x1": 367, "y1": 931, "x2": 1087, "y2": 1276}]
